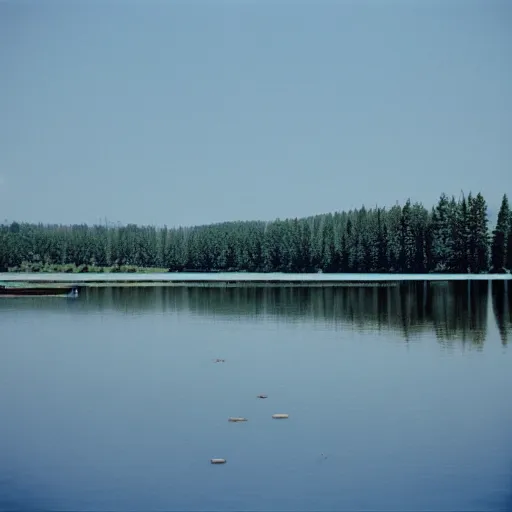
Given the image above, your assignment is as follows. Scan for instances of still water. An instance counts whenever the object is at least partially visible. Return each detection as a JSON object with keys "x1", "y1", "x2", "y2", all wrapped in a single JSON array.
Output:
[{"x1": 1, "y1": 281, "x2": 511, "y2": 511}]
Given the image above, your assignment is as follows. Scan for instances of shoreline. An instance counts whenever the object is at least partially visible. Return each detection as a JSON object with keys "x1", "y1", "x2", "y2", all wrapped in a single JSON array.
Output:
[
  {"x1": 0, "y1": 281, "x2": 400, "y2": 288},
  {"x1": 1, "y1": 271, "x2": 511, "y2": 288}
]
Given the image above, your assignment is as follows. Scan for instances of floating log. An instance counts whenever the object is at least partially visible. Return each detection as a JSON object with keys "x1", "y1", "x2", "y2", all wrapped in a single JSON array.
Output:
[
  {"x1": 228, "y1": 417, "x2": 248, "y2": 422},
  {"x1": 210, "y1": 458, "x2": 227, "y2": 464},
  {"x1": 257, "y1": 394, "x2": 268, "y2": 399},
  {"x1": 272, "y1": 414, "x2": 289, "y2": 419}
]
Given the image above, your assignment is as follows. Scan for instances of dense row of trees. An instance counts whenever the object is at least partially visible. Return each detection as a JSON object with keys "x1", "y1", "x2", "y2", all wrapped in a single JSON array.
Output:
[{"x1": 1, "y1": 192, "x2": 511, "y2": 274}]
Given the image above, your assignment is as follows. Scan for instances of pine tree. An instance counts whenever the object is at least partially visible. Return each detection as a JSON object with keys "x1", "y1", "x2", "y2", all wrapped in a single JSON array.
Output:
[
  {"x1": 386, "y1": 204, "x2": 402, "y2": 272},
  {"x1": 506, "y1": 211, "x2": 512, "y2": 272},
  {"x1": 321, "y1": 214, "x2": 336, "y2": 272},
  {"x1": 411, "y1": 202, "x2": 428, "y2": 273},
  {"x1": 472, "y1": 193, "x2": 490, "y2": 273},
  {"x1": 455, "y1": 194, "x2": 470, "y2": 273},
  {"x1": 400, "y1": 200, "x2": 415, "y2": 272},
  {"x1": 354, "y1": 207, "x2": 370, "y2": 272},
  {"x1": 431, "y1": 194, "x2": 453, "y2": 272},
  {"x1": 490, "y1": 194, "x2": 510, "y2": 272},
  {"x1": 377, "y1": 209, "x2": 388, "y2": 272},
  {"x1": 424, "y1": 212, "x2": 435, "y2": 272},
  {"x1": 0, "y1": 224, "x2": 8, "y2": 271},
  {"x1": 299, "y1": 220, "x2": 313, "y2": 272},
  {"x1": 344, "y1": 217, "x2": 355, "y2": 272}
]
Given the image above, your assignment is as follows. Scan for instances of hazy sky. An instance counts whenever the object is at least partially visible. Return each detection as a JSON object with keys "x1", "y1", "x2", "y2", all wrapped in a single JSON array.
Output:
[{"x1": 1, "y1": 0, "x2": 511, "y2": 228}]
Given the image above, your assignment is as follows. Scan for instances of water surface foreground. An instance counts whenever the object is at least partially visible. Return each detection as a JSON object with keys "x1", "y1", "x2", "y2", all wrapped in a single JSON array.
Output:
[{"x1": 1, "y1": 282, "x2": 511, "y2": 511}]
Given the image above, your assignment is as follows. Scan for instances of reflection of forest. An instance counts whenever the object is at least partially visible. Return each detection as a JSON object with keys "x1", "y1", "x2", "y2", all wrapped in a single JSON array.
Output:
[
  {"x1": 3, "y1": 281, "x2": 510, "y2": 346},
  {"x1": 491, "y1": 281, "x2": 512, "y2": 346}
]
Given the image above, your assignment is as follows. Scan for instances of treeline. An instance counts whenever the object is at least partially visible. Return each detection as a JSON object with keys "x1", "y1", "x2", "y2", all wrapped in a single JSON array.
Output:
[{"x1": 1, "y1": 192, "x2": 511, "y2": 274}]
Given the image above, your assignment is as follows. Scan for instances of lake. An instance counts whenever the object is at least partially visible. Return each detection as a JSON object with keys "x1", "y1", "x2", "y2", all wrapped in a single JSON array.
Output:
[{"x1": 1, "y1": 281, "x2": 511, "y2": 511}]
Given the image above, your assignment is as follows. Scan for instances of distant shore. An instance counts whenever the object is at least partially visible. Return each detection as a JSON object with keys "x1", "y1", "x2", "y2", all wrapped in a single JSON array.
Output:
[{"x1": 2, "y1": 192, "x2": 511, "y2": 277}]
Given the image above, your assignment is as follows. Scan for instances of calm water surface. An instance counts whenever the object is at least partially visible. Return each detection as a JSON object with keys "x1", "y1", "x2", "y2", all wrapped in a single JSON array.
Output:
[{"x1": 1, "y1": 282, "x2": 512, "y2": 511}]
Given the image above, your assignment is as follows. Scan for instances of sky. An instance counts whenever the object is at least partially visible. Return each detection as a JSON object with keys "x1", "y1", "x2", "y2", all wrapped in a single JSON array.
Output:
[{"x1": 1, "y1": 0, "x2": 511, "y2": 228}]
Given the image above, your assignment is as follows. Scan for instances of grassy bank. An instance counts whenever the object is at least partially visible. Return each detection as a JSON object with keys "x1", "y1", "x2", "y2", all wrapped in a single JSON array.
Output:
[{"x1": 7, "y1": 263, "x2": 169, "y2": 274}]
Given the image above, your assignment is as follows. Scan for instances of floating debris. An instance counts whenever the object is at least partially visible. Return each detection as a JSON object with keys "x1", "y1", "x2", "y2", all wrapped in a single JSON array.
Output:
[
  {"x1": 228, "y1": 417, "x2": 248, "y2": 422},
  {"x1": 256, "y1": 394, "x2": 268, "y2": 399},
  {"x1": 211, "y1": 458, "x2": 227, "y2": 464},
  {"x1": 272, "y1": 413, "x2": 289, "y2": 419},
  {"x1": 213, "y1": 358, "x2": 226, "y2": 363}
]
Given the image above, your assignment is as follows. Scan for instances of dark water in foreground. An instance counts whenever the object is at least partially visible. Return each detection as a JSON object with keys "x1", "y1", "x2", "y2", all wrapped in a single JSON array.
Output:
[{"x1": 1, "y1": 281, "x2": 512, "y2": 512}]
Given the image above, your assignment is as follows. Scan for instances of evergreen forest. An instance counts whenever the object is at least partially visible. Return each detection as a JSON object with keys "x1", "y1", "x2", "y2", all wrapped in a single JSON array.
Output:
[{"x1": 1, "y1": 192, "x2": 511, "y2": 274}]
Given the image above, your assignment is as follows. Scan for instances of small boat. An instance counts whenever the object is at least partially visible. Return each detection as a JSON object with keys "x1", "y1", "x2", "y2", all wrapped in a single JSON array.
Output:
[
  {"x1": 272, "y1": 414, "x2": 289, "y2": 419},
  {"x1": 0, "y1": 284, "x2": 79, "y2": 298},
  {"x1": 228, "y1": 417, "x2": 248, "y2": 422},
  {"x1": 257, "y1": 394, "x2": 268, "y2": 399},
  {"x1": 210, "y1": 458, "x2": 227, "y2": 464}
]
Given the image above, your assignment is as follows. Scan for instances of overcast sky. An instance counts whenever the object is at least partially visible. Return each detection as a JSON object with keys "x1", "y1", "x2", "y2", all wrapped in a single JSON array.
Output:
[{"x1": 1, "y1": 0, "x2": 510, "y2": 227}]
